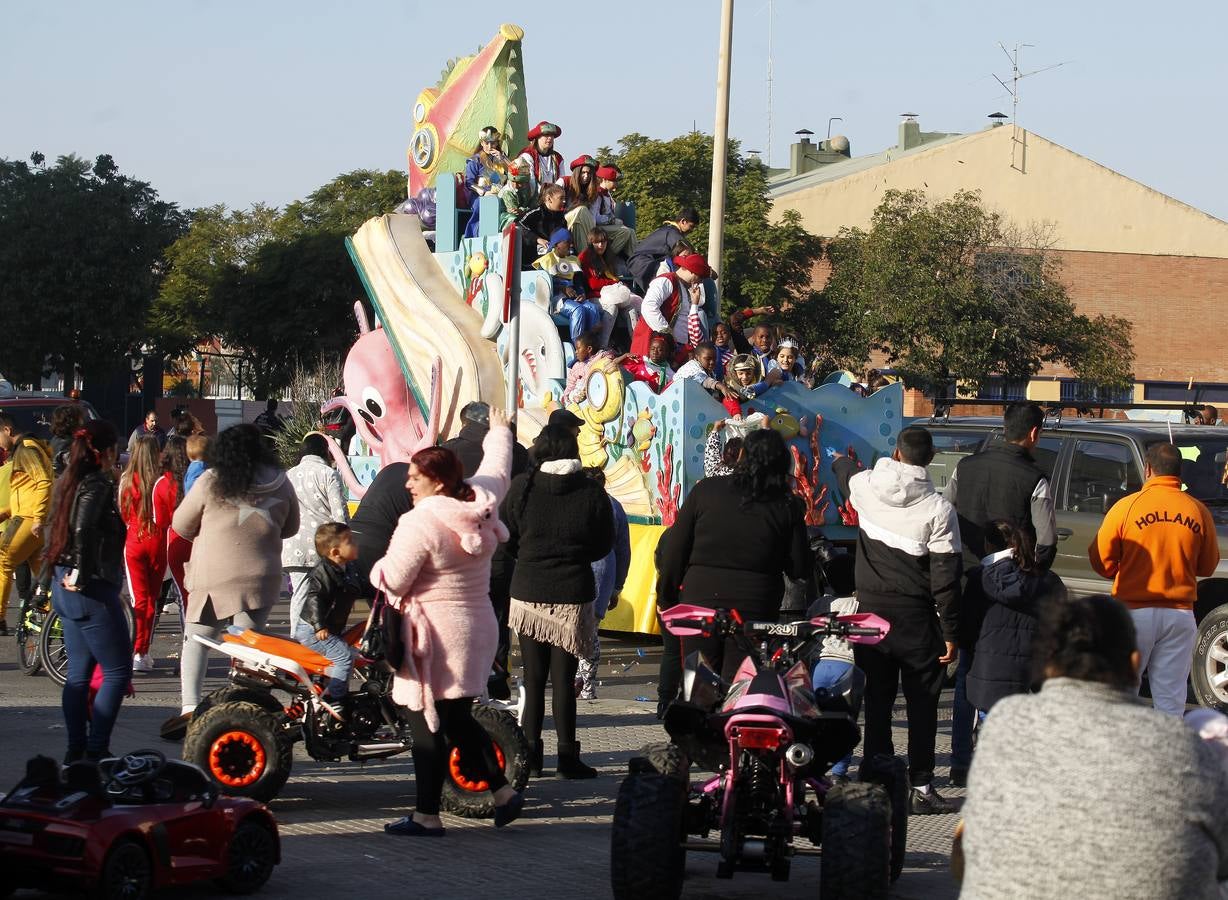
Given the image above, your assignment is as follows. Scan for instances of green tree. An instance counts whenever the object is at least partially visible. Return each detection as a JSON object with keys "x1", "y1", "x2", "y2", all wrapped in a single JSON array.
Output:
[
  {"x1": 154, "y1": 169, "x2": 406, "y2": 396},
  {"x1": 783, "y1": 189, "x2": 1135, "y2": 396},
  {"x1": 602, "y1": 132, "x2": 822, "y2": 314},
  {"x1": 0, "y1": 152, "x2": 184, "y2": 387}
]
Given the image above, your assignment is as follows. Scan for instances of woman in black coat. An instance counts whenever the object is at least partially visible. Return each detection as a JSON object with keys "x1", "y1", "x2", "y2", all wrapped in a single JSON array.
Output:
[
  {"x1": 505, "y1": 424, "x2": 613, "y2": 779},
  {"x1": 963, "y1": 520, "x2": 1067, "y2": 715},
  {"x1": 657, "y1": 428, "x2": 811, "y2": 680}
]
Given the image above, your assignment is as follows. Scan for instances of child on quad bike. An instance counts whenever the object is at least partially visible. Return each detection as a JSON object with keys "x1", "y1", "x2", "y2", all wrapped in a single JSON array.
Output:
[
  {"x1": 293, "y1": 523, "x2": 363, "y2": 714},
  {"x1": 809, "y1": 593, "x2": 860, "y2": 783}
]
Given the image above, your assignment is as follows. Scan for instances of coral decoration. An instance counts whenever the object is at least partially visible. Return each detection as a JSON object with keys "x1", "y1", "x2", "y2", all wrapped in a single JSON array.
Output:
[
  {"x1": 836, "y1": 443, "x2": 864, "y2": 527},
  {"x1": 790, "y1": 427, "x2": 832, "y2": 527},
  {"x1": 654, "y1": 441, "x2": 681, "y2": 526}
]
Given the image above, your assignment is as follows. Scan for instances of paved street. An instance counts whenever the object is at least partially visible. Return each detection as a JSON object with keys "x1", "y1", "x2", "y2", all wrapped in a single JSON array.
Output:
[{"x1": 0, "y1": 600, "x2": 962, "y2": 899}]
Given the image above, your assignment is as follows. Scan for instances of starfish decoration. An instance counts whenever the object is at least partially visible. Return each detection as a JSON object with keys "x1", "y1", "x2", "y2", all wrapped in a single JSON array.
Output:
[{"x1": 236, "y1": 496, "x2": 285, "y2": 527}]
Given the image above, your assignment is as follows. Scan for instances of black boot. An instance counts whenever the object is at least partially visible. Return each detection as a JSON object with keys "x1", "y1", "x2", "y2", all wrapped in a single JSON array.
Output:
[
  {"x1": 527, "y1": 742, "x2": 544, "y2": 778},
  {"x1": 556, "y1": 742, "x2": 598, "y2": 779}
]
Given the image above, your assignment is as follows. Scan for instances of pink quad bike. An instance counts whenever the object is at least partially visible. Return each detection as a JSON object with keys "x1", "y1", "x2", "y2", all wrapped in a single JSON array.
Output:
[{"x1": 610, "y1": 605, "x2": 909, "y2": 900}]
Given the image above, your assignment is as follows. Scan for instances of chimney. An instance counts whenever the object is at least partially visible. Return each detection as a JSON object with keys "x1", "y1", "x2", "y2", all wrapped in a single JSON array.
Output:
[
  {"x1": 988, "y1": 111, "x2": 1008, "y2": 128},
  {"x1": 898, "y1": 113, "x2": 922, "y2": 150},
  {"x1": 786, "y1": 128, "x2": 851, "y2": 177}
]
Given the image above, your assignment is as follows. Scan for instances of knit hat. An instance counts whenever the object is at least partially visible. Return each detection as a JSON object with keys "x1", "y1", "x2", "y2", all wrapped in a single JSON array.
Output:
[
  {"x1": 570, "y1": 154, "x2": 597, "y2": 171},
  {"x1": 673, "y1": 253, "x2": 711, "y2": 279},
  {"x1": 548, "y1": 227, "x2": 573, "y2": 249},
  {"x1": 596, "y1": 164, "x2": 621, "y2": 181},
  {"x1": 527, "y1": 121, "x2": 562, "y2": 140}
]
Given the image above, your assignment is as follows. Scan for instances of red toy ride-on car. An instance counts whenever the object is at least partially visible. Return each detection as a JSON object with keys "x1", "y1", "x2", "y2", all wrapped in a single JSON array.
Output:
[{"x1": 0, "y1": 749, "x2": 279, "y2": 900}]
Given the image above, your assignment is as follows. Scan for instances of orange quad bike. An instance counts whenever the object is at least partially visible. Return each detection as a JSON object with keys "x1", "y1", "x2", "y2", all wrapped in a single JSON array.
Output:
[{"x1": 180, "y1": 622, "x2": 528, "y2": 816}]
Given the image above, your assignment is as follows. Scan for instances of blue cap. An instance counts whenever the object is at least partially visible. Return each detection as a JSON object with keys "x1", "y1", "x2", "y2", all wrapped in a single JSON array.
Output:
[{"x1": 548, "y1": 227, "x2": 572, "y2": 249}]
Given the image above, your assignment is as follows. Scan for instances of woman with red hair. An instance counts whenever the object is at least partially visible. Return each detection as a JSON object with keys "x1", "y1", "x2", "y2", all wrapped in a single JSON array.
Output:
[{"x1": 370, "y1": 408, "x2": 524, "y2": 836}]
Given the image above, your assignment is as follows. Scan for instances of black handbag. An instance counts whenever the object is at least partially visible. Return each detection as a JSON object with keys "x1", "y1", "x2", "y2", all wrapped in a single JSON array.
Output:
[{"x1": 360, "y1": 592, "x2": 405, "y2": 670}]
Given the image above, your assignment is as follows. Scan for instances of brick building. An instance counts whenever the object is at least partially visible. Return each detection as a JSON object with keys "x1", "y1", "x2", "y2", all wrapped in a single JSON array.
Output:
[{"x1": 768, "y1": 118, "x2": 1228, "y2": 412}]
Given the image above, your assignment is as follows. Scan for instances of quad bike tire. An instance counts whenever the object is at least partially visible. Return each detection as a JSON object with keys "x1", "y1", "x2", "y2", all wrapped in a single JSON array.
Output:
[
  {"x1": 631, "y1": 741, "x2": 689, "y2": 779},
  {"x1": 820, "y1": 781, "x2": 891, "y2": 900},
  {"x1": 610, "y1": 768, "x2": 687, "y2": 900},
  {"x1": 216, "y1": 817, "x2": 278, "y2": 894},
  {"x1": 859, "y1": 753, "x2": 909, "y2": 882},
  {"x1": 195, "y1": 685, "x2": 288, "y2": 722},
  {"x1": 184, "y1": 701, "x2": 293, "y2": 802},
  {"x1": 440, "y1": 704, "x2": 530, "y2": 818},
  {"x1": 92, "y1": 837, "x2": 152, "y2": 900}
]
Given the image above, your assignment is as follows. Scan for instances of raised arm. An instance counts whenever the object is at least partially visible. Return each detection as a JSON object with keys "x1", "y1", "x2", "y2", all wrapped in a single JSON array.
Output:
[{"x1": 470, "y1": 416, "x2": 514, "y2": 503}]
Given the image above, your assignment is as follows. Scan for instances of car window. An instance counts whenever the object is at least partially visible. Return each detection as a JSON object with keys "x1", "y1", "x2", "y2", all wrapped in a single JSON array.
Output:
[
  {"x1": 927, "y1": 430, "x2": 991, "y2": 491},
  {"x1": 1065, "y1": 439, "x2": 1141, "y2": 513},
  {"x1": 1033, "y1": 436, "x2": 1063, "y2": 481},
  {"x1": 1149, "y1": 437, "x2": 1228, "y2": 505},
  {"x1": 0, "y1": 403, "x2": 96, "y2": 444}
]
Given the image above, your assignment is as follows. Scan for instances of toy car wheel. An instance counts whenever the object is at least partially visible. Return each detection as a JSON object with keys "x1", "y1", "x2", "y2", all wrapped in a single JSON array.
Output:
[
  {"x1": 859, "y1": 753, "x2": 909, "y2": 882},
  {"x1": 820, "y1": 781, "x2": 890, "y2": 900},
  {"x1": 184, "y1": 701, "x2": 292, "y2": 802},
  {"x1": 610, "y1": 770, "x2": 687, "y2": 900},
  {"x1": 216, "y1": 818, "x2": 278, "y2": 894},
  {"x1": 93, "y1": 838, "x2": 152, "y2": 900},
  {"x1": 440, "y1": 704, "x2": 529, "y2": 818}
]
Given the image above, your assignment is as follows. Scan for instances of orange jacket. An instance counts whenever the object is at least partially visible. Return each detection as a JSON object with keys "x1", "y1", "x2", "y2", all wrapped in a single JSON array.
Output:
[{"x1": 1089, "y1": 475, "x2": 1220, "y2": 610}]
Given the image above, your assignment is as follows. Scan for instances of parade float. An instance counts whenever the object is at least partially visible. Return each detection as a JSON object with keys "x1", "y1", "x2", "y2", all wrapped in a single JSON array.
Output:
[{"x1": 327, "y1": 23, "x2": 903, "y2": 633}]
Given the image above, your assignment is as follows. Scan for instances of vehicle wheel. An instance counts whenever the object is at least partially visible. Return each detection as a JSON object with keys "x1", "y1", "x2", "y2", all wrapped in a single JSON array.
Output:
[
  {"x1": 38, "y1": 611, "x2": 68, "y2": 687},
  {"x1": 93, "y1": 838, "x2": 152, "y2": 900},
  {"x1": 17, "y1": 614, "x2": 42, "y2": 676},
  {"x1": 440, "y1": 704, "x2": 529, "y2": 818},
  {"x1": 194, "y1": 685, "x2": 288, "y2": 721},
  {"x1": 820, "y1": 781, "x2": 890, "y2": 900},
  {"x1": 1193, "y1": 606, "x2": 1228, "y2": 710},
  {"x1": 216, "y1": 818, "x2": 278, "y2": 894},
  {"x1": 859, "y1": 753, "x2": 909, "y2": 882},
  {"x1": 184, "y1": 701, "x2": 292, "y2": 802},
  {"x1": 631, "y1": 741, "x2": 689, "y2": 779},
  {"x1": 610, "y1": 771, "x2": 686, "y2": 900}
]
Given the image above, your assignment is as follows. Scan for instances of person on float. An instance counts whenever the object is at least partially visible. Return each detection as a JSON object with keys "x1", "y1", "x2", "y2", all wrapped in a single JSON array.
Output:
[
  {"x1": 579, "y1": 227, "x2": 641, "y2": 348},
  {"x1": 562, "y1": 154, "x2": 600, "y2": 253},
  {"x1": 498, "y1": 164, "x2": 533, "y2": 228},
  {"x1": 626, "y1": 208, "x2": 699, "y2": 294},
  {"x1": 463, "y1": 125, "x2": 511, "y2": 239},
  {"x1": 515, "y1": 121, "x2": 564, "y2": 204},
  {"x1": 590, "y1": 165, "x2": 636, "y2": 257},
  {"x1": 630, "y1": 252, "x2": 712, "y2": 364},
  {"x1": 533, "y1": 228, "x2": 597, "y2": 345},
  {"x1": 621, "y1": 332, "x2": 676, "y2": 394},
  {"x1": 518, "y1": 184, "x2": 568, "y2": 269}
]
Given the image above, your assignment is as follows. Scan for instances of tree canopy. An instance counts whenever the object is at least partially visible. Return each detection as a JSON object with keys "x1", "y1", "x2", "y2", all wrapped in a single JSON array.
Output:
[
  {"x1": 154, "y1": 168, "x2": 406, "y2": 396},
  {"x1": 0, "y1": 152, "x2": 184, "y2": 385},
  {"x1": 781, "y1": 189, "x2": 1135, "y2": 396},
  {"x1": 600, "y1": 132, "x2": 822, "y2": 315}
]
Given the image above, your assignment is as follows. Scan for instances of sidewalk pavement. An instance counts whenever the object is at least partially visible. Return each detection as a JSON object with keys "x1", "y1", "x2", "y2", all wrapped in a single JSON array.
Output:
[{"x1": 0, "y1": 607, "x2": 962, "y2": 899}]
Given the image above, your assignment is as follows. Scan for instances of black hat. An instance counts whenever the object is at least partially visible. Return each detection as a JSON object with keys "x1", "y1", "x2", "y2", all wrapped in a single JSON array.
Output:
[{"x1": 548, "y1": 408, "x2": 583, "y2": 429}]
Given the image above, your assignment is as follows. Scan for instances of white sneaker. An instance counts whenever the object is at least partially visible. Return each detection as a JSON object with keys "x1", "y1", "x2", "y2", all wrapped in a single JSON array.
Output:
[{"x1": 132, "y1": 653, "x2": 154, "y2": 673}]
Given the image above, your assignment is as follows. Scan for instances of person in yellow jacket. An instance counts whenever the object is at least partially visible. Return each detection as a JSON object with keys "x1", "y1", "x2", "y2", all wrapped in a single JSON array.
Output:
[
  {"x1": 0, "y1": 413, "x2": 54, "y2": 634},
  {"x1": 1089, "y1": 441, "x2": 1220, "y2": 715}
]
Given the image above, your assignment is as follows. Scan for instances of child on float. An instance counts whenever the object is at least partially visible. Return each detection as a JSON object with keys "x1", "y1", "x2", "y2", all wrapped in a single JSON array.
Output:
[
  {"x1": 702, "y1": 420, "x2": 745, "y2": 478},
  {"x1": 560, "y1": 332, "x2": 624, "y2": 405},
  {"x1": 580, "y1": 227, "x2": 641, "y2": 349},
  {"x1": 622, "y1": 332, "x2": 676, "y2": 394},
  {"x1": 672, "y1": 342, "x2": 737, "y2": 401},
  {"x1": 724, "y1": 353, "x2": 783, "y2": 406},
  {"x1": 294, "y1": 522, "x2": 364, "y2": 712},
  {"x1": 562, "y1": 154, "x2": 600, "y2": 253},
  {"x1": 712, "y1": 322, "x2": 737, "y2": 379},
  {"x1": 534, "y1": 228, "x2": 600, "y2": 345},
  {"x1": 519, "y1": 184, "x2": 569, "y2": 269},
  {"x1": 515, "y1": 120, "x2": 564, "y2": 203},
  {"x1": 766, "y1": 337, "x2": 806, "y2": 381},
  {"x1": 499, "y1": 164, "x2": 534, "y2": 228},
  {"x1": 463, "y1": 125, "x2": 510, "y2": 238},
  {"x1": 632, "y1": 253, "x2": 712, "y2": 365},
  {"x1": 591, "y1": 165, "x2": 636, "y2": 257}
]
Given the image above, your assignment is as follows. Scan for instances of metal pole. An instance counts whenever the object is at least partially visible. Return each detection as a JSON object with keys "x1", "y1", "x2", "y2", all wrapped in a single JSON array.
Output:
[
  {"x1": 504, "y1": 225, "x2": 521, "y2": 425},
  {"x1": 708, "y1": 0, "x2": 735, "y2": 275}
]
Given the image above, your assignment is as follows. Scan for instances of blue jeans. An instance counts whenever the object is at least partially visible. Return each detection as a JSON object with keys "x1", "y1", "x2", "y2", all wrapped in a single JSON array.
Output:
[
  {"x1": 52, "y1": 567, "x2": 133, "y2": 756},
  {"x1": 812, "y1": 658, "x2": 855, "y2": 777},
  {"x1": 293, "y1": 622, "x2": 355, "y2": 698},
  {"x1": 951, "y1": 648, "x2": 975, "y2": 770}
]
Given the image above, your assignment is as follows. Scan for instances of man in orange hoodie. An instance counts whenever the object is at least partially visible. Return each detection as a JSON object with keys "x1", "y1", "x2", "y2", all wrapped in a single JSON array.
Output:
[{"x1": 1089, "y1": 442, "x2": 1220, "y2": 714}]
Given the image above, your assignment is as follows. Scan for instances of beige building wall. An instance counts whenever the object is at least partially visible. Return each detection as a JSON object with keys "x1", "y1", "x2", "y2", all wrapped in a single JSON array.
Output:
[{"x1": 770, "y1": 126, "x2": 1228, "y2": 259}]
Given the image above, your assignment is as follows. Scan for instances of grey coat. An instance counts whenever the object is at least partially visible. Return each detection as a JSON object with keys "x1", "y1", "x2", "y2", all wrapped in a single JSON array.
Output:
[
  {"x1": 960, "y1": 678, "x2": 1228, "y2": 900},
  {"x1": 281, "y1": 455, "x2": 348, "y2": 570}
]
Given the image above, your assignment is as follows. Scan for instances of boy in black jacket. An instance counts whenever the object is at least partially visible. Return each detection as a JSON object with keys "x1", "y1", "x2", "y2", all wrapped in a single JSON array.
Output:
[{"x1": 294, "y1": 523, "x2": 363, "y2": 708}]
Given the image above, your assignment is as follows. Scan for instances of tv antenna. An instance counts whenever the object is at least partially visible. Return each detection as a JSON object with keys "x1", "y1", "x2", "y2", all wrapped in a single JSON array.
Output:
[
  {"x1": 765, "y1": 0, "x2": 775, "y2": 168},
  {"x1": 993, "y1": 42, "x2": 1069, "y2": 172}
]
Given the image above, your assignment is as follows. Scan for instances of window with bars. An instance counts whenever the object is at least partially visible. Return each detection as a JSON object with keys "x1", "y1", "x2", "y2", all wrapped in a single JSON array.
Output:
[{"x1": 1059, "y1": 380, "x2": 1132, "y2": 404}]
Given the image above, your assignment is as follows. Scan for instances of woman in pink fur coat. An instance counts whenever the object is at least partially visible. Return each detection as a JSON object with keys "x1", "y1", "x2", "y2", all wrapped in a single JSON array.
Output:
[{"x1": 369, "y1": 408, "x2": 523, "y2": 837}]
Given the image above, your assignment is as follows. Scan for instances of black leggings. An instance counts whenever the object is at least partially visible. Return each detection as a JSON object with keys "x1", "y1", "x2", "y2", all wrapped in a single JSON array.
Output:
[
  {"x1": 519, "y1": 633, "x2": 578, "y2": 750},
  {"x1": 406, "y1": 697, "x2": 507, "y2": 816}
]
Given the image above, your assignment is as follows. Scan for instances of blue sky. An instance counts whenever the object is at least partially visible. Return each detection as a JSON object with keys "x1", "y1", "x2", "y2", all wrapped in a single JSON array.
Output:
[{"x1": 5, "y1": 1, "x2": 1225, "y2": 221}]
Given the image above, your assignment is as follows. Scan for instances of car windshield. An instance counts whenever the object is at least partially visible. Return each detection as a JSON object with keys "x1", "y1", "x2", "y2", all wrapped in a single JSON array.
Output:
[{"x1": 1151, "y1": 438, "x2": 1228, "y2": 503}]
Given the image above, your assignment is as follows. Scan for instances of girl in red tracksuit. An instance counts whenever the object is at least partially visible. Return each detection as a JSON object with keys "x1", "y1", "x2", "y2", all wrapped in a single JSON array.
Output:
[
  {"x1": 154, "y1": 437, "x2": 192, "y2": 640},
  {"x1": 119, "y1": 436, "x2": 167, "y2": 673}
]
